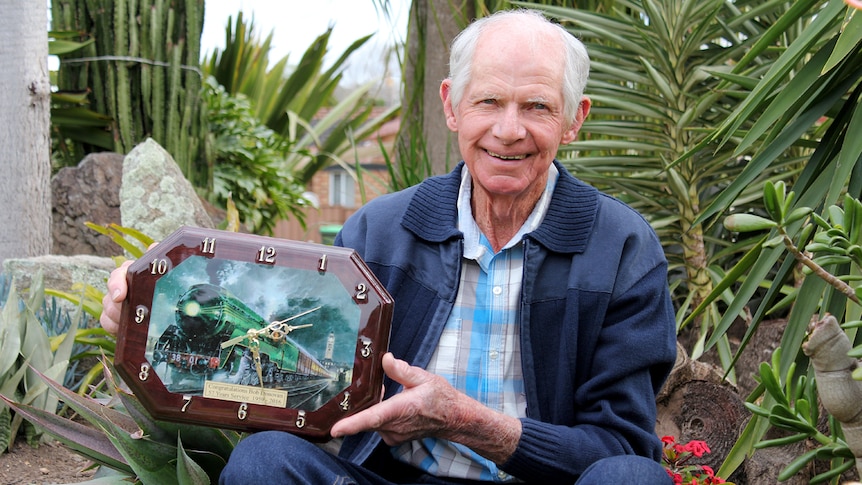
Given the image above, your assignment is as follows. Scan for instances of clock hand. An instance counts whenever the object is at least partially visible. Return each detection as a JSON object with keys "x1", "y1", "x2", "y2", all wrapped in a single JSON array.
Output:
[
  {"x1": 221, "y1": 329, "x2": 258, "y2": 349},
  {"x1": 269, "y1": 306, "x2": 322, "y2": 326},
  {"x1": 219, "y1": 306, "x2": 322, "y2": 349},
  {"x1": 248, "y1": 338, "x2": 265, "y2": 389},
  {"x1": 266, "y1": 306, "x2": 321, "y2": 342}
]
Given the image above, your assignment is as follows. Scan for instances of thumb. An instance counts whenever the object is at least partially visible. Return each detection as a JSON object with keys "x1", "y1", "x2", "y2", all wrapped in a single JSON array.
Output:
[{"x1": 382, "y1": 353, "x2": 431, "y2": 390}]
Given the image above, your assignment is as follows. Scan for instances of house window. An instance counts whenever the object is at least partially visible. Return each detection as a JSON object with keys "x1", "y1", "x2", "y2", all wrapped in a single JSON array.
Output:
[{"x1": 329, "y1": 169, "x2": 355, "y2": 208}]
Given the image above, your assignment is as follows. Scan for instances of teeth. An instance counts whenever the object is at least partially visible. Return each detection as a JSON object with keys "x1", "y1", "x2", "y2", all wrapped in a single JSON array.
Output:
[{"x1": 488, "y1": 151, "x2": 526, "y2": 160}]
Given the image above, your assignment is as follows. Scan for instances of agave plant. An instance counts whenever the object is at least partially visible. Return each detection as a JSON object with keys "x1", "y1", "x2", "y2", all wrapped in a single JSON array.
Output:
[
  {"x1": 2, "y1": 360, "x2": 241, "y2": 484},
  {"x1": 0, "y1": 272, "x2": 80, "y2": 453}
]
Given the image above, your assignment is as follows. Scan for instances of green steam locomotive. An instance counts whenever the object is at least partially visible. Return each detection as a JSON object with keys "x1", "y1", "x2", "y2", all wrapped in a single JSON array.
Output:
[{"x1": 151, "y1": 283, "x2": 332, "y2": 390}]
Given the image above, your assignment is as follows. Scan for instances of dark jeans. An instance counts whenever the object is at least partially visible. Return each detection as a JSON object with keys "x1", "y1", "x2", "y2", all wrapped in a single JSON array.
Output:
[{"x1": 219, "y1": 431, "x2": 672, "y2": 485}]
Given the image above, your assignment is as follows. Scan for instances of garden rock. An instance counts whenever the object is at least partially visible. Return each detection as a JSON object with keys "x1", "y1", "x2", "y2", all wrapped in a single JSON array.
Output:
[
  {"x1": 51, "y1": 152, "x2": 124, "y2": 256},
  {"x1": 120, "y1": 138, "x2": 214, "y2": 242}
]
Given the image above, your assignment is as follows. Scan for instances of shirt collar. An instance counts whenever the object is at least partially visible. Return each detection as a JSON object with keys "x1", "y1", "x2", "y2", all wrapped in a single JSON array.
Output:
[{"x1": 457, "y1": 164, "x2": 559, "y2": 259}]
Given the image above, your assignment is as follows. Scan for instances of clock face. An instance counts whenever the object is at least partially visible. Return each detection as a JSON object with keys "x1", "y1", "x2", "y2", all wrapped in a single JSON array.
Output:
[{"x1": 114, "y1": 226, "x2": 393, "y2": 441}]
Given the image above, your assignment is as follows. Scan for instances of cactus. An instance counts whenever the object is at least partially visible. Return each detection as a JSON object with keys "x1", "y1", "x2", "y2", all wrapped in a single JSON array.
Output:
[{"x1": 50, "y1": 0, "x2": 207, "y2": 185}]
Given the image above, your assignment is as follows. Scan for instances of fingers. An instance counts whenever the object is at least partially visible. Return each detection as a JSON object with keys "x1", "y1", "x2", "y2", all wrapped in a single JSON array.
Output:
[
  {"x1": 99, "y1": 259, "x2": 133, "y2": 335},
  {"x1": 330, "y1": 400, "x2": 386, "y2": 438},
  {"x1": 329, "y1": 354, "x2": 441, "y2": 440}
]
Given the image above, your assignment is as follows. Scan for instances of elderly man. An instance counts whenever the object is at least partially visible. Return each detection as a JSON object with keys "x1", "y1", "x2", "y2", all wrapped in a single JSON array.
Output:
[{"x1": 102, "y1": 8, "x2": 676, "y2": 484}]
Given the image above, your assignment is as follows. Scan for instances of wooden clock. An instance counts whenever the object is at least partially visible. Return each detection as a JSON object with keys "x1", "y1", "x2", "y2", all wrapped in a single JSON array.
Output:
[{"x1": 114, "y1": 226, "x2": 393, "y2": 441}]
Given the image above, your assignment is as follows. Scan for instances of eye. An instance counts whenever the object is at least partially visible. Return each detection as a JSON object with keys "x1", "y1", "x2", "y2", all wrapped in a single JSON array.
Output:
[{"x1": 533, "y1": 103, "x2": 548, "y2": 110}]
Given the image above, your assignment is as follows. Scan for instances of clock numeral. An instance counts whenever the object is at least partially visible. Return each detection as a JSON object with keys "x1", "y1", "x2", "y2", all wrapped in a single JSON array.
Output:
[
  {"x1": 150, "y1": 258, "x2": 169, "y2": 275},
  {"x1": 318, "y1": 254, "x2": 327, "y2": 272},
  {"x1": 237, "y1": 403, "x2": 249, "y2": 420},
  {"x1": 181, "y1": 395, "x2": 192, "y2": 413},
  {"x1": 296, "y1": 410, "x2": 306, "y2": 428},
  {"x1": 138, "y1": 363, "x2": 150, "y2": 381},
  {"x1": 355, "y1": 284, "x2": 368, "y2": 301},
  {"x1": 201, "y1": 237, "x2": 216, "y2": 255},
  {"x1": 134, "y1": 305, "x2": 148, "y2": 324},
  {"x1": 256, "y1": 246, "x2": 277, "y2": 264},
  {"x1": 360, "y1": 338, "x2": 373, "y2": 358},
  {"x1": 339, "y1": 392, "x2": 351, "y2": 411}
]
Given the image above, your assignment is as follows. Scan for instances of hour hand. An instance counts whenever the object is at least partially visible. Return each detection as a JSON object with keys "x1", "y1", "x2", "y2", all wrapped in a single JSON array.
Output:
[{"x1": 221, "y1": 329, "x2": 258, "y2": 349}]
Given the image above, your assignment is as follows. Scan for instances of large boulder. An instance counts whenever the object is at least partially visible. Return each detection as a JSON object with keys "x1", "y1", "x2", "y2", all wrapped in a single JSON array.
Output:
[
  {"x1": 120, "y1": 138, "x2": 213, "y2": 241},
  {"x1": 51, "y1": 152, "x2": 124, "y2": 256}
]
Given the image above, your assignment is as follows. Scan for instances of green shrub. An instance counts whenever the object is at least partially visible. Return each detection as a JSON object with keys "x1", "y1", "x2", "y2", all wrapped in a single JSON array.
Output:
[{"x1": 203, "y1": 77, "x2": 311, "y2": 235}]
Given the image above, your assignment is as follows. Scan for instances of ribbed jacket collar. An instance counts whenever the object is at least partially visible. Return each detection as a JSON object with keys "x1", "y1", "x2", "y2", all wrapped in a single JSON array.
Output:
[{"x1": 401, "y1": 160, "x2": 600, "y2": 254}]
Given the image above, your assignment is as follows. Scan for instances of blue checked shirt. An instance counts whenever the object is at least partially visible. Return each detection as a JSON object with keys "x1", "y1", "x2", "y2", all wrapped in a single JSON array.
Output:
[{"x1": 393, "y1": 164, "x2": 559, "y2": 482}]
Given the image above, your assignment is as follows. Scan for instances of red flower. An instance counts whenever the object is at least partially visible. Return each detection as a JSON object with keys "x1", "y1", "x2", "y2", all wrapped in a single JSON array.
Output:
[
  {"x1": 660, "y1": 437, "x2": 729, "y2": 485},
  {"x1": 682, "y1": 440, "x2": 711, "y2": 458}
]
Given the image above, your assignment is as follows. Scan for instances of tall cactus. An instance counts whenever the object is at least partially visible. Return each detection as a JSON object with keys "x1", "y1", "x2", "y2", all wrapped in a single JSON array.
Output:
[{"x1": 50, "y1": 0, "x2": 206, "y2": 185}]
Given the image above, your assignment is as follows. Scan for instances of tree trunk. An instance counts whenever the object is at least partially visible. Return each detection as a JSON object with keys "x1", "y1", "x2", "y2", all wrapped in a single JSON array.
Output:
[
  {"x1": 0, "y1": 0, "x2": 52, "y2": 266},
  {"x1": 397, "y1": 0, "x2": 470, "y2": 177}
]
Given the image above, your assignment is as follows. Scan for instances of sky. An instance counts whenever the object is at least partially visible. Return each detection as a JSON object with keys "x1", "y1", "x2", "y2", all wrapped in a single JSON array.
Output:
[{"x1": 201, "y1": 0, "x2": 410, "y2": 87}]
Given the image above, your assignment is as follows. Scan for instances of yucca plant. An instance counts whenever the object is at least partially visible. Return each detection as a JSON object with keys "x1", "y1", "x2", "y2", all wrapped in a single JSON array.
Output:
[
  {"x1": 527, "y1": 0, "x2": 829, "y2": 371},
  {"x1": 684, "y1": 0, "x2": 862, "y2": 476},
  {"x1": 693, "y1": 0, "x2": 862, "y2": 366}
]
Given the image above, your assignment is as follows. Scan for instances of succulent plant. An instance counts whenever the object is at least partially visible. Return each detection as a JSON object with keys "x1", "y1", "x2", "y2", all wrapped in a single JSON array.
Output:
[{"x1": 3, "y1": 359, "x2": 242, "y2": 484}]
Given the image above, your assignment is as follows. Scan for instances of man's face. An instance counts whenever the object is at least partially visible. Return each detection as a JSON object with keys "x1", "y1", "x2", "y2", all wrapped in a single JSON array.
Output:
[{"x1": 441, "y1": 27, "x2": 589, "y2": 203}]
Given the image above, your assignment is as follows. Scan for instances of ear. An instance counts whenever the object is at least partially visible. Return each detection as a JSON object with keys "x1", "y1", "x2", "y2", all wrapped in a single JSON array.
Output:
[
  {"x1": 561, "y1": 96, "x2": 591, "y2": 145},
  {"x1": 440, "y1": 79, "x2": 458, "y2": 132}
]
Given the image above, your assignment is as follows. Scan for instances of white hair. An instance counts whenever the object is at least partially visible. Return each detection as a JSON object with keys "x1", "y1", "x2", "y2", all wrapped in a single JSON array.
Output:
[{"x1": 447, "y1": 9, "x2": 590, "y2": 124}]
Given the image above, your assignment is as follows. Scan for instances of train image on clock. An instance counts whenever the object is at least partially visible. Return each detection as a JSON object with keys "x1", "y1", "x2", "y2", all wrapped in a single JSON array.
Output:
[{"x1": 150, "y1": 283, "x2": 336, "y2": 397}]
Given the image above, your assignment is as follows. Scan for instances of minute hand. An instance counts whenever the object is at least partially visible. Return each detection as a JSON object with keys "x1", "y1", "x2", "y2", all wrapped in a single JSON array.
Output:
[
  {"x1": 269, "y1": 305, "x2": 322, "y2": 327},
  {"x1": 266, "y1": 306, "x2": 321, "y2": 341}
]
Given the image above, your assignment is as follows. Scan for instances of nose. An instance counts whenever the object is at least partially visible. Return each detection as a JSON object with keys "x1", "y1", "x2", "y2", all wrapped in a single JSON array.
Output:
[{"x1": 492, "y1": 105, "x2": 527, "y2": 142}]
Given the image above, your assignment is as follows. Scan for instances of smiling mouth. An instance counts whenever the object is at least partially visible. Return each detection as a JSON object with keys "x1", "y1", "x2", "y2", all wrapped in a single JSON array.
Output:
[{"x1": 487, "y1": 150, "x2": 527, "y2": 160}]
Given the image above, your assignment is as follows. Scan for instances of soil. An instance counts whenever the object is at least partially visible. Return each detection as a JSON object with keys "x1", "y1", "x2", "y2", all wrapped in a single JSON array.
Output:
[{"x1": 0, "y1": 437, "x2": 96, "y2": 485}]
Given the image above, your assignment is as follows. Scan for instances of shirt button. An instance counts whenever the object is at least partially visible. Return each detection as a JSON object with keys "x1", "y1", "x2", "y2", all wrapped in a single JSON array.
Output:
[
  {"x1": 489, "y1": 350, "x2": 499, "y2": 360},
  {"x1": 493, "y1": 286, "x2": 502, "y2": 295}
]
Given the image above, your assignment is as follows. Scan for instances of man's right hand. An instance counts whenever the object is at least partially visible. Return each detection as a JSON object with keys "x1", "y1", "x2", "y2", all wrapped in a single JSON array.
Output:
[{"x1": 99, "y1": 259, "x2": 134, "y2": 335}]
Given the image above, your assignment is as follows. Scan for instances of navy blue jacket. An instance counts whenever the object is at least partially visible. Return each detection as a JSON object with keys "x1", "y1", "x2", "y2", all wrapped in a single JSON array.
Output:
[{"x1": 335, "y1": 161, "x2": 677, "y2": 483}]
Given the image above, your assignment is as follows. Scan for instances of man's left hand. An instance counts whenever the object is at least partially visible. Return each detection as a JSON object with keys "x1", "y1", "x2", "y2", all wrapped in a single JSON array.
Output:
[
  {"x1": 330, "y1": 352, "x2": 462, "y2": 445},
  {"x1": 329, "y1": 352, "x2": 522, "y2": 464}
]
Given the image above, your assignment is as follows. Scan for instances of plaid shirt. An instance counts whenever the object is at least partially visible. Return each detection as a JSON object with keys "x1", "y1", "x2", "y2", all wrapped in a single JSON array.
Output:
[{"x1": 394, "y1": 165, "x2": 559, "y2": 482}]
